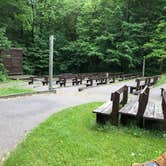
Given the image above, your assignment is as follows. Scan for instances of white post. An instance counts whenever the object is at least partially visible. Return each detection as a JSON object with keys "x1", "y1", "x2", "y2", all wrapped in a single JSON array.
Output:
[
  {"x1": 49, "y1": 35, "x2": 54, "y2": 91},
  {"x1": 142, "y1": 56, "x2": 145, "y2": 77}
]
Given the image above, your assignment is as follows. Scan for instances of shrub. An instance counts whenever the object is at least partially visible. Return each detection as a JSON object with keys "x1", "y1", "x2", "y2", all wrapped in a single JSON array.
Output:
[{"x1": 0, "y1": 63, "x2": 7, "y2": 82}]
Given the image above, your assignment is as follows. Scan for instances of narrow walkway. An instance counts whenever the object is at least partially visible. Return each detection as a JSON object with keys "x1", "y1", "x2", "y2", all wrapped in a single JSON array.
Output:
[{"x1": 0, "y1": 80, "x2": 164, "y2": 161}]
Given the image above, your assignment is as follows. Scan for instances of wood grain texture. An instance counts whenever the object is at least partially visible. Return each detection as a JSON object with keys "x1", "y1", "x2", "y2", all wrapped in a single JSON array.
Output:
[
  {"x1": 119, "y1": 100, "x2": 138, "y2": 116},
  {"x1": 93, "y1": 100, "x2": 112, "y2": 115},
  {"x1": 143, "y1": 102, "x2": 164, "y2": 120}
]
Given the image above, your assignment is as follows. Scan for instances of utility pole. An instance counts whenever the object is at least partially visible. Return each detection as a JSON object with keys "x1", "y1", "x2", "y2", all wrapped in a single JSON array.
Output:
[
  {"x1": 142, "y1": 56, "x2": 145, "y2": 77},
  {"x1": 49, "y1": 35, "x2": 54, "y2": 91}
]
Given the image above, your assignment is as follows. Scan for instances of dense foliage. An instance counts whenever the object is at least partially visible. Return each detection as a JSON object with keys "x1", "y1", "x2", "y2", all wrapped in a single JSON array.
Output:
[
  {"x1": 0, "y1": 0, "x2": 166, "y2": 75},
  {"x1": 0, "y1": 28, "x2": 11, "y2": 81}
]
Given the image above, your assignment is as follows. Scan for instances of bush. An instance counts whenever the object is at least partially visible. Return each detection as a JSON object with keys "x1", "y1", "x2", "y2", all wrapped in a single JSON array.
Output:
[{"x1": 0, "y1": 63, "x2": 7, "y2": 82}]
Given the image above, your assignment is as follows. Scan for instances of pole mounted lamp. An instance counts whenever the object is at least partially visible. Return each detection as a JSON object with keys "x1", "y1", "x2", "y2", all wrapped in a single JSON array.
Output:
[
  {"x1": 49, "y1": 35, "x2": 55, "y2": 91},
  {"x1": 142, "y1": 56, "x2": 146, "y2": 77}
]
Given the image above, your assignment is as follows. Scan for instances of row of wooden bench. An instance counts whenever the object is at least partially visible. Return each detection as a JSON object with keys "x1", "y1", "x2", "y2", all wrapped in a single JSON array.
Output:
[
  {"x1": 130, "y1": 75, "x2": 160, "y2": 94},
  {"x1": 55, "y1": 72, "x2": 139, "y2": 87},
  {"x1": 28, "y1": 77, "x2": 49, "y2": 86},
  {"x1": 28, "y1": 72, "x2": 140, "y2": 87},
  {"x1": 93, "y1": 86, "x2": 166, "y2": 130},
  {"x1": 86, "y1": 73, "x2": 140, "y2": 87}
]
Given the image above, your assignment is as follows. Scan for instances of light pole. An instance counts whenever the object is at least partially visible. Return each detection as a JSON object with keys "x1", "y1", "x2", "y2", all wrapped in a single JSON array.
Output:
[
  {"x1": 49, "y1": 35, "x2": 54, "y2": 91},
  {"x1": 142, "y1": 56, "x2": 145, "y2": 77}
]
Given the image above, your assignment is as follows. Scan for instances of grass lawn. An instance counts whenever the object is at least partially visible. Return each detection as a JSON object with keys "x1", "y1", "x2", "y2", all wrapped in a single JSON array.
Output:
[
  {"x1": 4, "y1": 102, "x2": 166, "y2": 166},
  {"x1": 156, "y1": 74, "x2": 166, "y2": 86},
  {"x1": 0, "y1": 85, "x2": 34, "y2": 96}
]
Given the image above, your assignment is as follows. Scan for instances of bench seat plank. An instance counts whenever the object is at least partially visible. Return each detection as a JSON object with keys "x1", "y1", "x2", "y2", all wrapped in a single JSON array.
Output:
[
  {"x1": 143, "y1": 102, "x2": 164, "y2": 120},
  {"x1": 93, "y1": 100, "x2": 112, "y2": 115},
  {"x1": 119, "y1": 100, "x2": 138, "y2": 116}
]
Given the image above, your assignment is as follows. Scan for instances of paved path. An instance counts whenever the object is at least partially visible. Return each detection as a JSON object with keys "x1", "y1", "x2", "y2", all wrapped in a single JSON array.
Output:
[{"x1": 0, "y1": 80, "x2": 165, "y2": 162}]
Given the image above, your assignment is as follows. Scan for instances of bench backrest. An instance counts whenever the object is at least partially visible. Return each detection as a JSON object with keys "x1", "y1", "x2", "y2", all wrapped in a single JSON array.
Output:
[
  {"x1": 162, "y1": 90, "x2": 166, "y2": 120},
  {"x1": 137, "y1": 86, "x2": 150, "y2": 118},
  {"x1": 110, "y1": 85, "x2": 128, "y2": 125},
  {"x1": 136, "y1": 75, "x2": 160, "y2": 88},
  {"x1": 108, "y1": 72, "x2": 123, "y2": 79},
  {"x1": 44, "y1": 76, "x2": 48, "y2": 82},
  {"x1": 57, "y1": 73, "x2": 77, "y2": 80},
  {"x1": 135, "y1": 79, "x2": 143, "y2": 89},
  {"x1": 152, "y1": 75, "x2": 160, "y2": 84},
  {"x1": 147, "y1": 76, "x2": 159, "y2": 85},
  {"x1": 145, "y1": 77, "x2": 151, "y2": 86},
  {"x1": 111, "y1": 85, "x2": 128, "y2": 113}
]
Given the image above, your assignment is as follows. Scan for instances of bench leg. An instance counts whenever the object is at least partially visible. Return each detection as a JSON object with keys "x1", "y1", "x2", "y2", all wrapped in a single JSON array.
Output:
[
  {"x1": 120, "y1": 114, "x2": 137, "y2": 126},
  {"x1": 96, "y1": 113, "x2": 109, "y2": 124},
  {"x1": 73, "y1": 82, "x2": 77, "y2": 86},
  {"x1": 120, "y1": 114, "x2": 128, "y2": 126},
  {"x1": 143, "y1": 119, "x2": 166, "y2": 131},
  {"x1": 130, "y1": 87, "x2": 134, "y2": 93},
  {"x1": 136, "y1": 117, "x2": 143, "y2": 128},
  {"x1": 60, "y1": 83, "x2": 65, "y2": 87},
  {"x1": 42, "y1": 82, "x2": 47, "y2": 86},
  {"x1": 161, "y1": 88, "x2": 164, "y2": 97},
  {"x1": 110, "y1": 113, "x2": 119, "y2": 126}
]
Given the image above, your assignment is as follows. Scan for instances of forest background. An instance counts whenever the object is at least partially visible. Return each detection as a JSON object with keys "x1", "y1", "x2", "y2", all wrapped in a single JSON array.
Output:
[{"x1": 0, "y1": 0, "x2": 166, "y2": 76}]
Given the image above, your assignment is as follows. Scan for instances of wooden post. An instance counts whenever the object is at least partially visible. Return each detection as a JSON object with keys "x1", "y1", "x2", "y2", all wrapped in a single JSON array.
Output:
[{"x1": 49, "y1": 35, "x2": 54, "y2": 91}]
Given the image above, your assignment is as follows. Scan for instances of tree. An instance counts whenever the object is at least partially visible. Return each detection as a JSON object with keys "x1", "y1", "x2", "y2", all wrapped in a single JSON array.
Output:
[
  {"x1": 0, "y1": 27, "x2": 11, "y2": 81},
  {"x1": 0, "y1": 0, "x2": 165, "y2": 74},
  {"x1": 144, "y1": 6, "x2": 166, "y2": 73}
]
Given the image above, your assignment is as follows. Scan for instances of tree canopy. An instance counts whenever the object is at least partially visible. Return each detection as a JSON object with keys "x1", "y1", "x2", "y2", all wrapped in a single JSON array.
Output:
[{"x1": 0, "y1": 0, "x2": 166, "y2": 75}]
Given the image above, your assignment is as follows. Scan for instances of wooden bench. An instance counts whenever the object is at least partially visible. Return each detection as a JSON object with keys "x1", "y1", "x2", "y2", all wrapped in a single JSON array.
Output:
[
  {"x1": 108, "y1": 72, "x2": 124, "y2": 83},
  {"x1": 130, "y1": 76, "x2": 160, "y2": 94},
  {"x1": 148, "y1": 75, "x2": 160, "y2": 86},
  {"x1": 130, "y1": 78, "x2": 146, "y2": 93},
  {"x1": 86, "y1": 77, "x2": 94, "y2": 87},
  {"x1": 59, "y1": 78, "x2": 66, "y2": 87},
  {"x1": 72, "y1": 77, "x2": 82, "y2": 86},
  {"x1": 93, "y1": 85, "x2": 128, "y2": 125},
  {"x1": 108, "y1": 72, "x2": 123, "y2": 80},
  {"x1": 85, "y1": 74, "x2": 98, "y2": 87},
  {"x1": 96, "y1": 77, "x2": 107, "y2": 85},
  {"x1": 42, "y1": 77, "x2": 48, "y2": 86},
  {"x1": 28, "y1": 77, "x2": 34, "y2": 85},
  {"x1": 119, "y1": 73, "x2": 139, "y2": 81},
  {"x1": 56, "y1": 77, "x2": 67, "y2": 87},
  {"x1": 56, "y1": 73, "x2": 77, "y2": 87},
  {"x1": 28, "y1": 76, "x2": 48, "y2": 86},
  {"x1": 119, "y1": 86, "x2": 150, "y2": 127},
  {"x1": 161, "y1": 88, "x2": 165, "y2": 96},
  {"x1": 143, "y1": 90, "x2": 166, "y2": 130},
  {"x1": 85, "y1": 73, "x2": 108, "y2": 87},
  {"x1": 108, "y1": 75, "x2": 115, "y2": 83}
]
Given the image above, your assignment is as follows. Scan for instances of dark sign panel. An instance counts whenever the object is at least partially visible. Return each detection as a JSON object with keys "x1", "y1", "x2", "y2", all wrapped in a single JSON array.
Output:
[{"x1": 1, "y1": 48, "x2": 23, "y2": 75}]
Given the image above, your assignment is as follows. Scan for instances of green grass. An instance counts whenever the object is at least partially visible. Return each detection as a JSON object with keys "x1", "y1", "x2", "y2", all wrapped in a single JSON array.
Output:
[
  {"x1": 155, "y1": 74, "x2": 166, "y2": 86},
  {"x1": 4, "y1": 103, "x2": 166, "y2": 166},
  {"x1": 0, "y1": 85, "x2": 34, "y2": 96}
]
